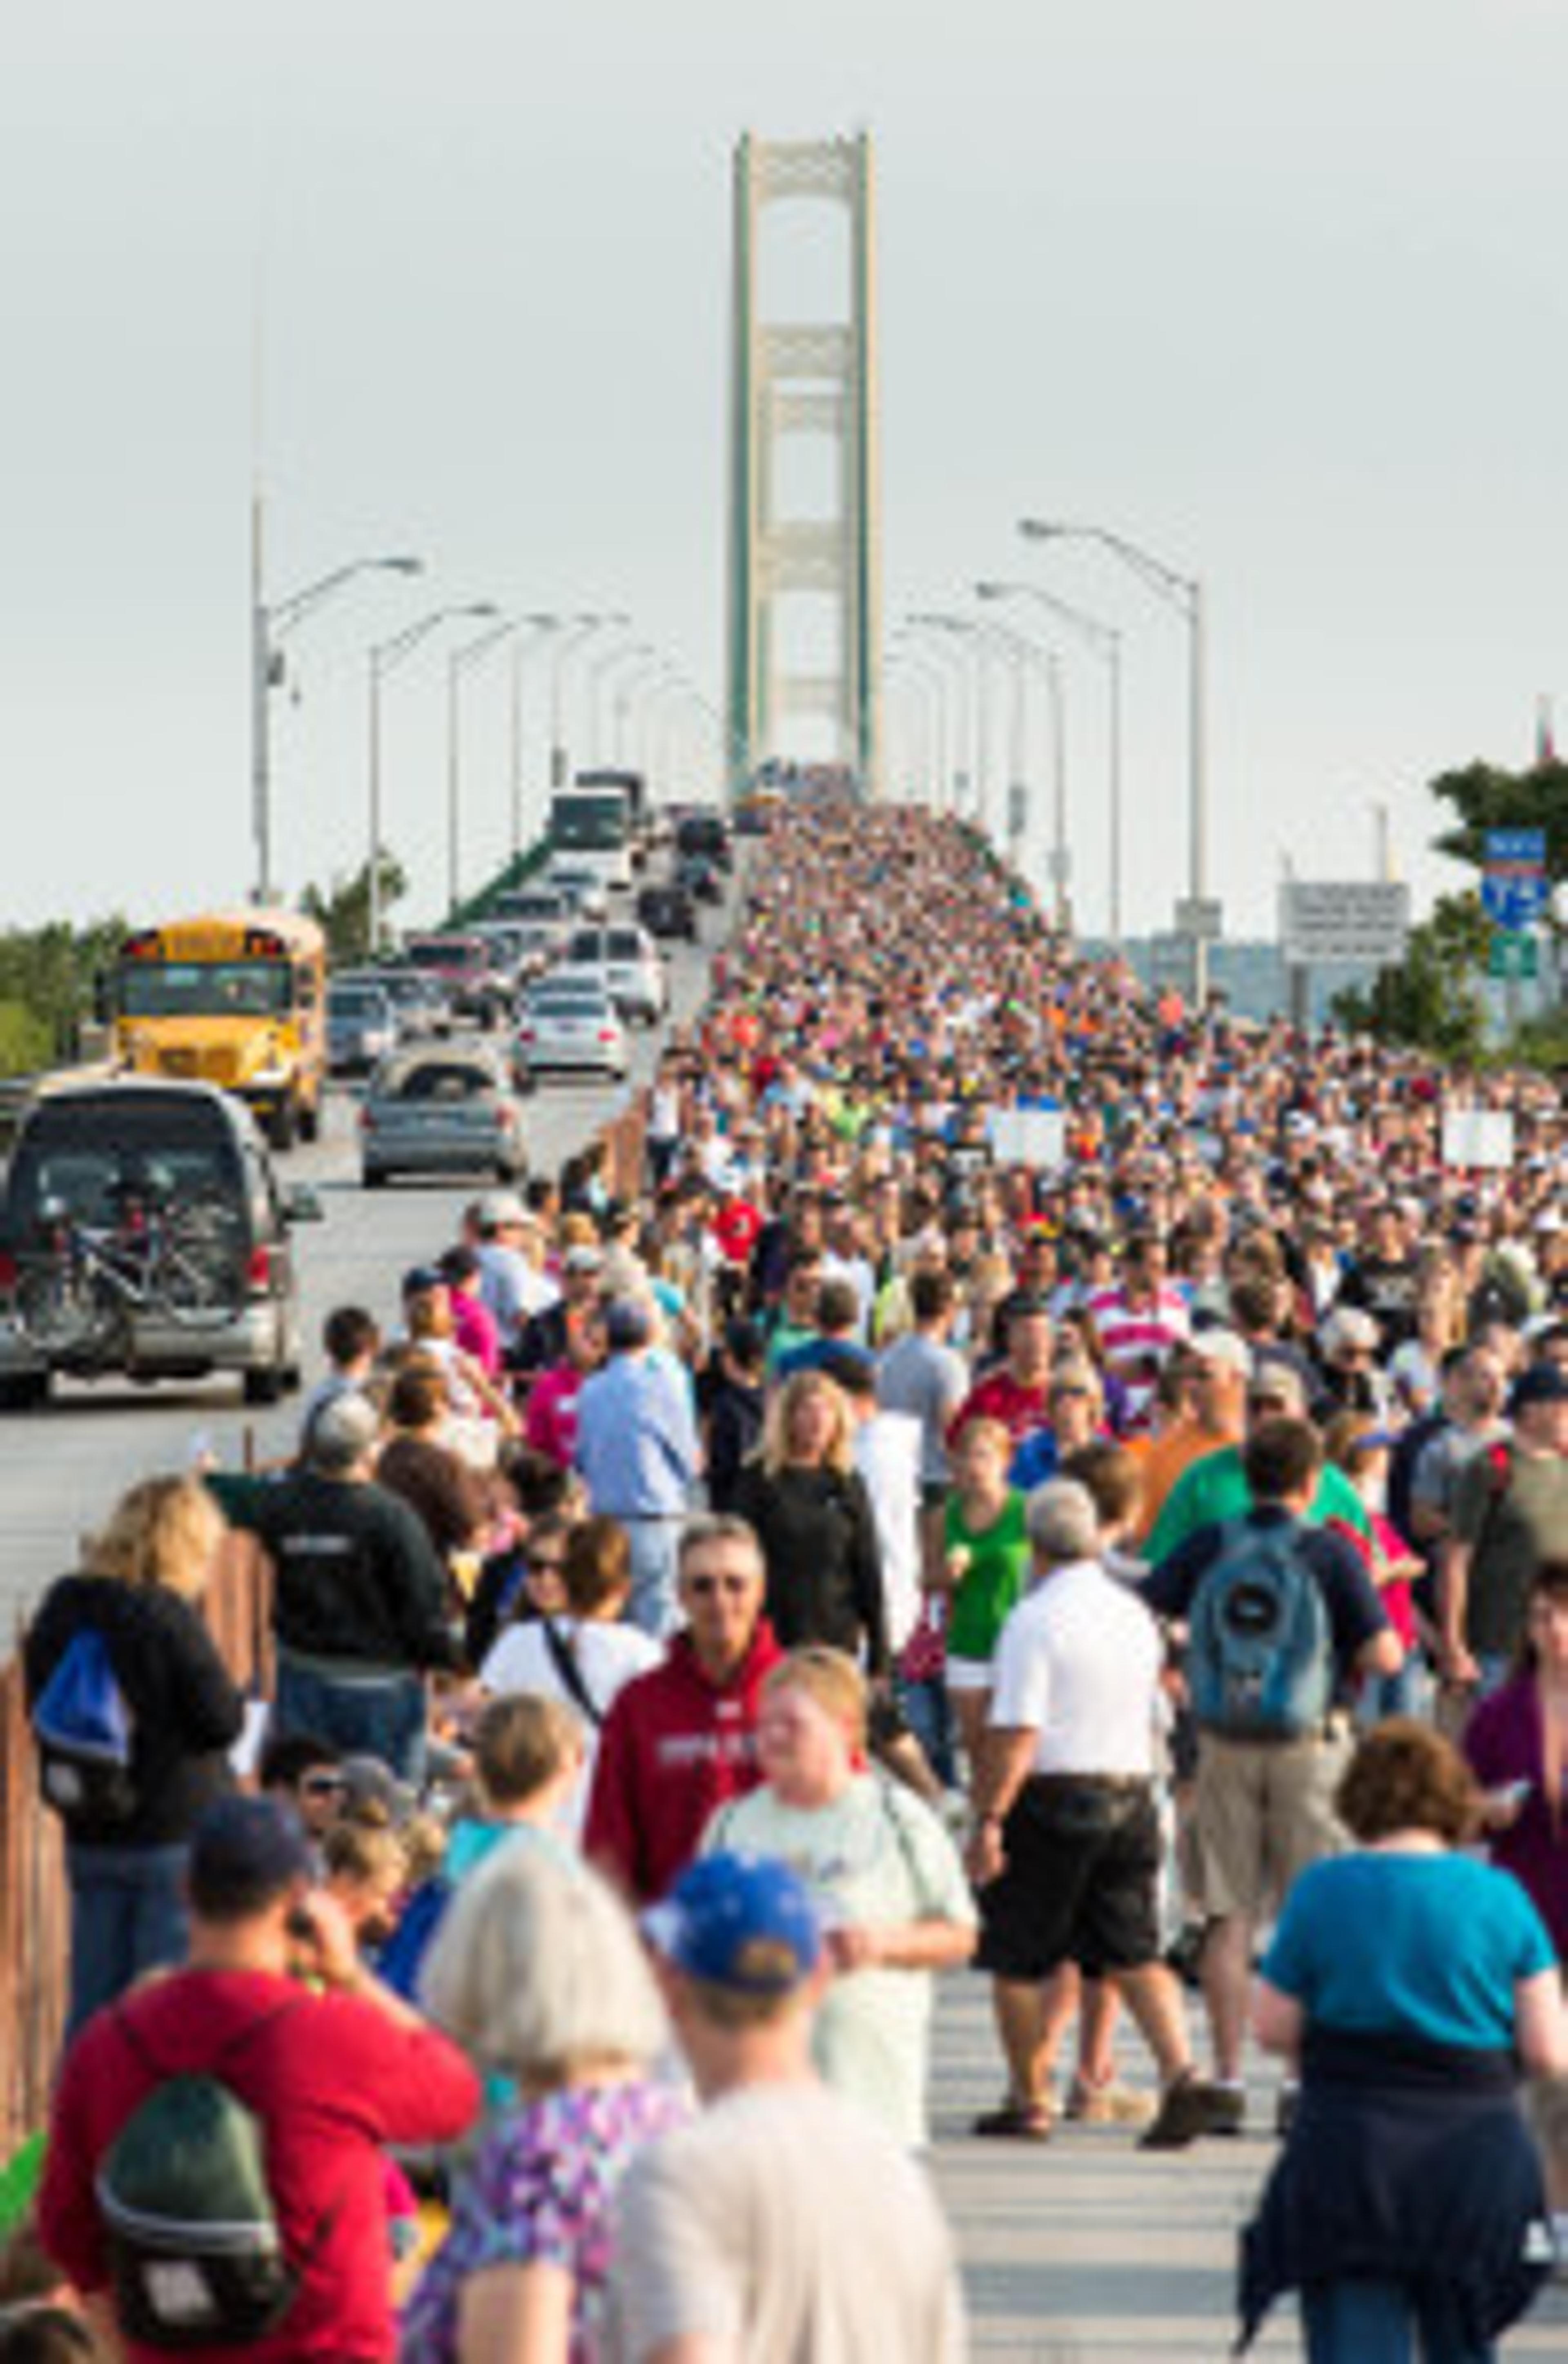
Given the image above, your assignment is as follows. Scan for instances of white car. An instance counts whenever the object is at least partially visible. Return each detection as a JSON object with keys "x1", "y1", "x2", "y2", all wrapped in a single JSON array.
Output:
[
  {"x1": 514, "y1": 981, "x2": 629, "y2": 1085},
  {"x1": 555, "y1": 924, "x2": 668, "y2": 1026},
  {"x1": 546, "y1": 865, "x2": 610, "y2": 922}
]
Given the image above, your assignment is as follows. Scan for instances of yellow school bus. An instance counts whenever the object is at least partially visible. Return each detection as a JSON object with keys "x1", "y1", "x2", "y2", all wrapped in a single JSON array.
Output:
[{"x1": 112, "y1": 908, "x2": 327, "y2": 1149}]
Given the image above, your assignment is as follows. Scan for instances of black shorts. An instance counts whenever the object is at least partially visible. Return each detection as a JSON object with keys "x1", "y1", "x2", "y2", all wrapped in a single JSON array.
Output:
[{"x1": 975, "y1": 1776, "x2": 1160, "y2": 1982}]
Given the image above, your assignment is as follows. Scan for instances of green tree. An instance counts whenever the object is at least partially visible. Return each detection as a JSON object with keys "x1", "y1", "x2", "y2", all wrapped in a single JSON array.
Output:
[
  {"x1": 300, "y1": 851, "x2": 408, "y2": 967},
  {"x1": 1428, "y1": 758, "x2": 1568, "y2": 882},
  {"x1": 0, "y1": 917, "x2": 125, "y2": 1073},
  {"x1": 1331, "y1": 890, "x2": 1490, "y2": 1063}
]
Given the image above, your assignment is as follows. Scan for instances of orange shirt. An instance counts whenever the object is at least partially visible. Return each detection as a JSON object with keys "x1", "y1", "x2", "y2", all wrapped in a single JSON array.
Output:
[{"x1": 1134, "y1": 1419, "x2": 1243, "y2": 1545}]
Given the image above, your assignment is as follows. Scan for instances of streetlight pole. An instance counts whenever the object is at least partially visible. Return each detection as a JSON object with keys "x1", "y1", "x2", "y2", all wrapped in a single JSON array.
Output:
[
  {"x1": 507, "y1": 615, "x2": 560, "y2": 862},
  {"x1": 612, "y1": 653, "x2": 663, "y2": 767},
  {"x1": 974, "y1": 617, "x2": 1067, "y2": 921},
  {"x1": 1020, "y1": 517, "x2": 1207, "y2": 993},
  {"x1": 889, "y1": 647, "x2": 950, "y2": 807},
  {"x1": 549, "y1": 613, "x2": 629, "y2": 789},
  {"x1": 904, "y1": 615, "x2": 982, "y2": 824},
  {"x1": 251, "y1": 537, "x2": 421, "y2": 904},
  {"x1": 367, "y1": 603, "x2": 496, "y2": 953},
  {"x1": 587, "y1": 640, "x2": 653, "y2": 763},
  {"x1": 446, "y1": 620, "x2": 514, "y2": 917},
  {"x1": 978, "y1": 578, "x2": 1123, "y2": 946}
]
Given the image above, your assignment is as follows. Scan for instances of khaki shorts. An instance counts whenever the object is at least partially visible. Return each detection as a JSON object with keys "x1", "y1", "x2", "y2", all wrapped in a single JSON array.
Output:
[{"x1": 1192, "y1": 1729, "x2": 1350, "y2": 1921}]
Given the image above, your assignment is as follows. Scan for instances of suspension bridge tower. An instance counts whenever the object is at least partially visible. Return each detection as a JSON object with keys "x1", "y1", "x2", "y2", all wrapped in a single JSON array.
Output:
[{"x1": 726, "y1": 130, "x2": 882, "y2": 801}]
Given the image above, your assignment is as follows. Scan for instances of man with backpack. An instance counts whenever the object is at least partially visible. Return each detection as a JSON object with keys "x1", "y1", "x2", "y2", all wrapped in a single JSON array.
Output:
[
  {"x1": 1145, "y1": 1418, "x2": 1400, "y2": 2131},
  {"x1": 36, "y1": 1793, "x2": 479, "y2": 2362}
]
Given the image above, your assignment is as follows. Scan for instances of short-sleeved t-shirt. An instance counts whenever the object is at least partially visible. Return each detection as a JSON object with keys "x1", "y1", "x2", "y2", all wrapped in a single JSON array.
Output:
[
  {"x1": 944, "y1": 1489, "x2": 1031, "y2": 1664},
  {"x1": 702, "y1": 1774, "x2": 976, "y2": 2148},
  {"x1": 1263, "y1": 1850, "x2": 1556, "y2": 2050},
  {"x1": 1144, "y1": 1506, "x2": 1388, "y2": 1697},
  {"x1": 1450, "y1": 1445, "x2": 1568, "y2": 1658},
  {"x1": 604, "y1": 2082, "x2": 967, "y2": 2364},
  {"x1": 1145, "y1": 1445, "x2": 1371, "y2": 1566}
]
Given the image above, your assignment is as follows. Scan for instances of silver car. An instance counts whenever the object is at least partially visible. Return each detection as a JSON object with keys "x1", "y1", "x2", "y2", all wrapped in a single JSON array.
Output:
[
  {"x1": 327, "y1": 980, "x2": 399, "y2": 1074},
  {"x1": 514, "y1": 982, "x2": 629, "y2": 1086},
  {"x1": 361, "y1": 1045, "x2": 528, "y2": 1187}
]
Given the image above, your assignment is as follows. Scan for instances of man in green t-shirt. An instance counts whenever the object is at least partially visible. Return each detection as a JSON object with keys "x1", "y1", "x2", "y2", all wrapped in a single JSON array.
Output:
[{"x1": 1146, "y1": 1359, "x2": 1371, "y2": 1565}]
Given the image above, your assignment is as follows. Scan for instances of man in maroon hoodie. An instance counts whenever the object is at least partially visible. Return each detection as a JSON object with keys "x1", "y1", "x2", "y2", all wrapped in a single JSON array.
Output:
[{"x1": 586, "y1": 1513, "x2": 782, "y2": 1902}]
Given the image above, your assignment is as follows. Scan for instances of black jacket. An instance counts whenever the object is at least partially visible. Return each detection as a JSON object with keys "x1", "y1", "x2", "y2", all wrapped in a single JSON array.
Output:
[
  {"x1": 24, "y1": 1575, "x2": 245, "y2": 1846},
  {"x1": 731, "y1": 1461, "x2": 887, "y2": 1674},
  {"x1": 705, "y1": 1379, "x2": 765, "y2": 1515},
  {"x1": 1239, "y1": 2027, "x2": 1550, "y2": 2352},
  {"x1": 235, "y1": 1468, "x2": 458, "y2": 1674}
]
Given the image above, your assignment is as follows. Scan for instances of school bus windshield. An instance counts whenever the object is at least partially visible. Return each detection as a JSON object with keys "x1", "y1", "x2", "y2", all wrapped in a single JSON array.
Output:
[{"x1": 118, "y1": 962, "x2": 294, "y2": 1018}]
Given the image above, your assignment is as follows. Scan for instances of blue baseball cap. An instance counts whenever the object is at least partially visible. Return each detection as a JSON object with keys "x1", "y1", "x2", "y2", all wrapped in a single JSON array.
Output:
[{"x1": 642, "y1": 1852, "x2": 823, "y2": 1995}]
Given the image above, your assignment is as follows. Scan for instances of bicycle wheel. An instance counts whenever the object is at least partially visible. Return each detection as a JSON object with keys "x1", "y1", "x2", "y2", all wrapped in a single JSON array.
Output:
[
  {"x1": 157, "y1": 1215, "x2": 244, "y2": 1329},
  {"x1": 14, "y1": 1257, "x2": 117, "y2": 1355}
]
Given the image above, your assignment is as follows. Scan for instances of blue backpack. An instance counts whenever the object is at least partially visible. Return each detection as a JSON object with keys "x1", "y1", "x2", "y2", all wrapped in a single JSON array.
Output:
[
  {"x1": 32, "y1": 1627, "x2": 138, "y2": 1822},
  {"x1": 1186, "y1": 1517, "x2": 1332, "y2": 1742}
]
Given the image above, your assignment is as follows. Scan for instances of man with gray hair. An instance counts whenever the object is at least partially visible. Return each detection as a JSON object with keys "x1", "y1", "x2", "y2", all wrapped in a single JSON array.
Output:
[{"x1": 966, "y1": 1479, "x2": 1222, "y2": 2148}]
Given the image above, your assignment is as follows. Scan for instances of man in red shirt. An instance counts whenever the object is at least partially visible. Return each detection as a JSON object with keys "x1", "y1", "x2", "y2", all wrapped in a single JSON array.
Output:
[
  {"x1": 38, "y1": 1795, "x2": 479, "y2": 2363},
  {"x1": 950, "y1": 1292, "x2": 1056, "y2": 1452},
  {"x1": 586, "y1": 1513, "x2": 782, "y2": 1902}
]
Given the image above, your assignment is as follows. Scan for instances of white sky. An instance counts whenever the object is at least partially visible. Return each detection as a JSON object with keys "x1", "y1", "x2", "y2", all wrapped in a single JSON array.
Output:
[{"x1": 3, "y1": 0, "x2": 1567, "y2": 939}]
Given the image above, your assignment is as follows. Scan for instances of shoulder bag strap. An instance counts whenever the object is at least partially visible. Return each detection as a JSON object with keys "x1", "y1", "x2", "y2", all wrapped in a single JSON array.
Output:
[{"x1": 541, "y1": 1619, "x2": 605, "y2": 1728}]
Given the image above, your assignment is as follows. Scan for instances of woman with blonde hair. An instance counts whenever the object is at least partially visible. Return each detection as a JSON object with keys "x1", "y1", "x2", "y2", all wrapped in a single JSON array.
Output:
[
  {"x1": 403, "y1": 1846, "x2": 685, "y2": 2363},
  {"x1": 733, "y1": 1370, "x2": 888, "y2": 1673},
  {"x1": 24, "y1": 1474, "x2": 245, "y2": 2036},
  {"x1": 701, "y1": 1647, "x2": 975, "y2": 2147}
]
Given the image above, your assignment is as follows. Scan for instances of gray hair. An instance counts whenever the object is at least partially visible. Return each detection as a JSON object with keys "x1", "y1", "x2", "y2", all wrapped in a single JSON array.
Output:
[
  {"x1": 420, "y1": 1843, "x2": 666, "y2": 2081},
  {"x1": 1024, "y1": 1478, "x2": 1101, "y2": 1566},
  {"x1": 677, "y1": 1513, "x2": 766, "y2": 1585}
]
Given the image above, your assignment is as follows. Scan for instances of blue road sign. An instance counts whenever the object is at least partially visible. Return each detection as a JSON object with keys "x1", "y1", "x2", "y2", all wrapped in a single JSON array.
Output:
[
  {"x1": 1482, "y1": 874, "x2": 1550, "y2": 929},
  {"x1": 1485, "y1": 828, "x2": 1546, "y2": 867}
]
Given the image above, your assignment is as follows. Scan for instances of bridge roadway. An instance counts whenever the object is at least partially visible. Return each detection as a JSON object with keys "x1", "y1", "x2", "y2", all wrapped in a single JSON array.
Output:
[
  {"x1": 4, "y1": 920, "x2": 1567, "y2": 2356},
  {"x1": 0, "y1": 921, "x2": 715, "y2": 1643}
]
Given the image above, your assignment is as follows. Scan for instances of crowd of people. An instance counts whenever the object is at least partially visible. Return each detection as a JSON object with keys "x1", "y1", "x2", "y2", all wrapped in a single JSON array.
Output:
[{"x1": 7, "y1": 799, "x2": 1568, "y2": 2360}]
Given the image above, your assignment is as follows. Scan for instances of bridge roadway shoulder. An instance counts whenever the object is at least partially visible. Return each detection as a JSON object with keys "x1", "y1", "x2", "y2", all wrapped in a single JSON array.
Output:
[{"x1": 927, "y1": 1968, "x2": 1568, "y2": 2359}]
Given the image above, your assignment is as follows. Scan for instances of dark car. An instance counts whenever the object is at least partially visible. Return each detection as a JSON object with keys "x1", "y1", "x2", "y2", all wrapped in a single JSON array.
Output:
[
  {"x1": 0, "y1": 1080, "x2": 320, "y2": 1407},
  {"x1": 674, "y1": 811, "x2": 733, "y2": 873},
  {"x1": 677, "y1": 853, "x2": 724, "y2": 906},
  {"x1": 637, "y1": 880, "x2": 698, "y2": 942}
]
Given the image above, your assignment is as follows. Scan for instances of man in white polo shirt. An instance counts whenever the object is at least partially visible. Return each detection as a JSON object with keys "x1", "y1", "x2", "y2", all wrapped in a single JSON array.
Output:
[{"x1": 966, "y1": 1478, "x2": 1223, "y2": 2148}]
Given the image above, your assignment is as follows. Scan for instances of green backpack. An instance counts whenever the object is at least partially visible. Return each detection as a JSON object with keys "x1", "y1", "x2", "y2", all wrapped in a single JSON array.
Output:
[{"x1": 97, "y1": 1999, "x2": 314, "y2": 2350}]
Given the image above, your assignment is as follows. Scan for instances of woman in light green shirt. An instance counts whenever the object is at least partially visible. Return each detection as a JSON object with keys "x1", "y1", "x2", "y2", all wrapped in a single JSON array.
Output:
[
  {"x1": 942, "y1": 1415, "x2": 1032, "y2": 1778},
  {"x1": 701, "y1": 1648, "x2": 976, "y2": 2148}
]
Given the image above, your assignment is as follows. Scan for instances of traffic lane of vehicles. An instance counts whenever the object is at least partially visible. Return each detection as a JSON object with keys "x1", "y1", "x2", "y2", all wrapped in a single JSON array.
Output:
[{"x1": 0, "y1": 909, "x2": 718, "y2": 1634}]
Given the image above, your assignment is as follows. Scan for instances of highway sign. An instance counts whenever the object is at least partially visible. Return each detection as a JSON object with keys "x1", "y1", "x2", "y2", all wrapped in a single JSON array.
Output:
[
  {"x1": 1488, "y1": 932, "x2": 1539, "y2": 981},
  {"x1": 1481, "y1": 873, "x2": 1550, "y2": 929},
  {"x1": 1279, "y1": 881, "x2": 1410, "y2": 965},
  {"x1": 1173, "y1": 896, "x2": 1223, "y2": 942},
  {"x1": 1482, "y1": 827, "x2": 1549, "y2": 931},
  {"x1": 1484, "y1": 828, "x2": 1546, "y2": 867}
]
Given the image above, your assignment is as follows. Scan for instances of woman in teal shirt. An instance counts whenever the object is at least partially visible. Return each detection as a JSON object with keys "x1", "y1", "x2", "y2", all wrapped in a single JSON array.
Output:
[{"x1": 1242, "y1": 1720, "x2": 1568, "y2": 2362}]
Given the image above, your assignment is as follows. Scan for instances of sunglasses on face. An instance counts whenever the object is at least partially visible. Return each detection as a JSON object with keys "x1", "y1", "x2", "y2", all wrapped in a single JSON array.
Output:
[
  {"x1": 684, "y1": 1574, "x2": 755, "y2": 1600},
  {"x1": 301, "y1": 1774, "x2": 346, "y2": 1799},
  {"x1": 528, "y1": 1553, "x2": 566, "y2": 1575}
]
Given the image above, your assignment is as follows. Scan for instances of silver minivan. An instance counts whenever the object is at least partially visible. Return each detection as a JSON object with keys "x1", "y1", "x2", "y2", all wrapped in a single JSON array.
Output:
[{"x1": 0, "y1": 1079, "x2": 319, "y2": 1408}]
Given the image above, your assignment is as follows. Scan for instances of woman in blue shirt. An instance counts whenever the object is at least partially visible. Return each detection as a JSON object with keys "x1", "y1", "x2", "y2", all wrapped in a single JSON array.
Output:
[{"x1": 1242, "y1": 1719, "x2": 1568, "y2": 2362}]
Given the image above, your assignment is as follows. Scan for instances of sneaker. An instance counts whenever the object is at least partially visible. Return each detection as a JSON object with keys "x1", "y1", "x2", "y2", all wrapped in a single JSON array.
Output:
[
  {"x1": 1138, "y1": 2071, "x2": 1236, "y2": 2150},
  {"x1": 1207, "y1": 2083, "x2": 1247, "y2": 2137},
  {"x1": 1065, "y1": 2074, "x2": 1157, "y2": 2127},
  {"x1": 971, "y1": 2096, "x2": 1053, "y2": 2141}
]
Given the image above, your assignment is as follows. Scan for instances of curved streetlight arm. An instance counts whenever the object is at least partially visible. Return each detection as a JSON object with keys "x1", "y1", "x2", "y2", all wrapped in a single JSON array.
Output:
[
  {"x1": 373, "y1": 601, "x2": 496, "y2": 679},
  {"x1": 976, "y1": 579, "x2": 1120, "y2": 658},
  {"x1": 273, "y1": 555, "x2": 422, "y2": 639},
  {"x1": 1018, "y1": 519, "x2": 1196, "y2": 616}
]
